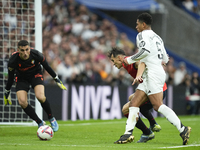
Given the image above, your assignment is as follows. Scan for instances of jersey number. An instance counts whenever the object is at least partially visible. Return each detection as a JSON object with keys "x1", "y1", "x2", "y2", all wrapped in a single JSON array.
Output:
[{"x1": 156, "y1": 42, "x2": 163, "y2": 59}]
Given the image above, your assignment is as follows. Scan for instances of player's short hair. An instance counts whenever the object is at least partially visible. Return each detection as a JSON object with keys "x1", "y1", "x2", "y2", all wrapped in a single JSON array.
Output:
[
  {"x1": 108, "y1": 47, "x2": 125, "y2": 58},
  {"x1": 18, "y1": 40, "x2": 29, "y2": 48},
  {"x1": 137, "y1": 12, "x2": 152, "y2": 26}
]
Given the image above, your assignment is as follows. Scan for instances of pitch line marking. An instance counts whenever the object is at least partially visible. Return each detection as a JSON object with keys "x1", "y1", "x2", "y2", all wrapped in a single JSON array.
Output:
[
  {"x1": 158, "y1": 144, "x2": 200, "y2": 149},
  {"x1": 0, "y1": 117, "x2": 200, "y2": 128},
  {"x1": 0, "y1": 143, "x2": 200, "y2": 149},
  {"x1": 0, "y1": 120, "x2": 126, "y2": 128}
]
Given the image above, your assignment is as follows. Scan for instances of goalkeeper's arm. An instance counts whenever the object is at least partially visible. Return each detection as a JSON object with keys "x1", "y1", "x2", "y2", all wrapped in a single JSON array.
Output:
[
  {"x1": 41, "y1": 56, "x2": 67, "y2": 90},
  {"x1": 4, "y1": 68, "x2": 15, "y2": 105}
]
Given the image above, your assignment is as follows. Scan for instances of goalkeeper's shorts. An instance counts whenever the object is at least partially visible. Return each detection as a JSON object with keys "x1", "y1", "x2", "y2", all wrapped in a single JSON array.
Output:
[{"x1": 16, "y1": 73, "x2": 44, "y2": 92}]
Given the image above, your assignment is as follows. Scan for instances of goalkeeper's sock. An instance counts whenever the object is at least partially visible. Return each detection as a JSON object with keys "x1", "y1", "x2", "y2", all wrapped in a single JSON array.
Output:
[
  {"x1": 136, "y1": 117, "x2": 151, "y2": 135},
  {"x1": 23, "y1": 104, "x2": 42, "y2": 124},
  {"x1": 158, "y1": 104, "x2": 185, "y2": 133},
  {"x1": 41, "y1": 99, "x2": 53, "y2": 119},
  {"x1": 141, "y1": 110, "x2": 156, "y2": 126}
]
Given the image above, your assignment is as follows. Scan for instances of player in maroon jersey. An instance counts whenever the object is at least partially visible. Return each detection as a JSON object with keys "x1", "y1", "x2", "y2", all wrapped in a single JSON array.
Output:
[
  {"x1": 4, "y1": 40, "x2": 67, "y2": 132},
  {"x1": 108, "y1": 47, "x2": 167, "y2": 143}
]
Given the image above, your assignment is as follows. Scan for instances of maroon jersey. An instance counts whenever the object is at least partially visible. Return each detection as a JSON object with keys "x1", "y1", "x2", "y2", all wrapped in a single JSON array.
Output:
[{"x1": 122, "y1": 63, "x2": 137, "y2": 79}]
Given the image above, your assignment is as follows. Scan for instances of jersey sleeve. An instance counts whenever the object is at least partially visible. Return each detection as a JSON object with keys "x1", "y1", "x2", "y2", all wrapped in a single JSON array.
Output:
[
  {"x1": 37, "y1": 53, "x2": 57, "y2": 78},
  {"x1": 5, "y1": 68, "x2": 15, "y2": 90},
  {"x1": 41, "y1": 59, "x2": 57, "y2": 78},
  {"x1": 35, "y1": 50, "x2": 45, "y2": 62},
  {"x1": 127, "y1": 32, "x2": 150, "y2": 64},
  {"x1": 33, "y1": 50, "x2": 57, "y2": 78},
  {"x1": 5, "y1": 57, "x2": 16, "y2": 90}
]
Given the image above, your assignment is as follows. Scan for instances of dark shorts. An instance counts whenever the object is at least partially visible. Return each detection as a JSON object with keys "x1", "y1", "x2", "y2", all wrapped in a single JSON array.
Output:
[
  {"x1": 15, "y1": 73, "x2": 44, "y2": 92},
  {"x1": 140, "y1": 90, "x2": 167, "y2": 112}
]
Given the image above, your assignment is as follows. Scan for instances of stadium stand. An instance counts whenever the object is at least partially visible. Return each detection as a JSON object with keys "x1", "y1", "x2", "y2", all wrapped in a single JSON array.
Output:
[
  {"x1": 2, "y1": 0, "x2": 199, "y2": 87},
  {"x1": 40, "y1": 0, "x2": 200, "y2": 87}
]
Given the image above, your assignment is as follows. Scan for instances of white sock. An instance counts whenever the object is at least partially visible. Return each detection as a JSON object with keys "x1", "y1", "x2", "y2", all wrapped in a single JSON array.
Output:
[
  {"x1": 158, "y1": 104, "x2": 185, "y2": 133},
  {"x1": 124, "y1": 107, "x2": 139, "y2": 134}
]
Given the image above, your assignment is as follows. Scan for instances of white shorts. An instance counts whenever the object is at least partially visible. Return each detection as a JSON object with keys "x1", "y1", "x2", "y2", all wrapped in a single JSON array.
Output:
[{"x1": 136, "y1": 76, "x2": 164, "y2": 96}]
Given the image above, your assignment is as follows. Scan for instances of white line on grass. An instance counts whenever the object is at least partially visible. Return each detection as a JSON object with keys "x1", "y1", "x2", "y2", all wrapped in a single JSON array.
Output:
[
  {"x1": 0, "y1": 117, "x2": 199, "y2": 128},
  {"x1": 0, "y1": 120, "x2": 126, "y2": 128},
  {"x1": 0, "y1": 143, "x2": 151, "y2": 148},
  {"x1": 158, "y1": 144, "x2": 200, "y2": 149},
  {"x1": 1, "y1": 143, "x2": 200, "y2": 149}
]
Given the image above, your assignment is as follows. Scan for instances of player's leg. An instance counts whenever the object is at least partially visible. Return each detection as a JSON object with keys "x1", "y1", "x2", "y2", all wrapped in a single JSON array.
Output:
[
  {"x1": 122, "y1": 101, "x2": 130, "y2": 118},
  {"x1": 34, "y1": 84, "x2": 52, "y2": 118},
  {"x1": 122, "y1": 93, "x2": 135, "y2": 117},
  {"x1": 115, "y1": 89, "x2": 147, "y2": 144},
  {"x1": 122, "y1": 101, "x2": 154, "y2": 142},
  {"x1": 33, "y1": 80, "x2": 59, "y2": 132},
  {"x1": 136, "y1": 117, "x2": 155, "y2": 143},
  {"x1": 149, "y1": 92, "x2": 191, "y2": 145},
  {"x1": 16, "y1": 79, "x2": 43, "y2": 125},
  {"x1": 141, "y1": 90, "x2": 166, "y2": 131},
  {"x1": 140, "y1": 103, "x2": 161, "y2": 132}
]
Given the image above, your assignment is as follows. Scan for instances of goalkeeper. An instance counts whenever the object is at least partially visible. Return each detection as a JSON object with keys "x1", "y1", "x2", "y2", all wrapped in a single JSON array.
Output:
[{"x1": 4, "y1": 40, "x2": 67, "y2": 132}]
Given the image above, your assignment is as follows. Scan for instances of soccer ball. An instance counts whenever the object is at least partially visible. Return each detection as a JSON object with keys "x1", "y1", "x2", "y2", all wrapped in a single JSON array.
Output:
[{"x1": 37, "y1": 125, "x2": 54, "y2": 140}]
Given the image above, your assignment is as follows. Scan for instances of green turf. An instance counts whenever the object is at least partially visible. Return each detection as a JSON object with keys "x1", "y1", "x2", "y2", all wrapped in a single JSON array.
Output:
[{"x1": 0, "y1": 115, "x2": 200, "y2": 150}]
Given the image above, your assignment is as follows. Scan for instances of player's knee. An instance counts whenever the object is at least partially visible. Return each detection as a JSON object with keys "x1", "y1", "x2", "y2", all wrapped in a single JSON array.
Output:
[
  {"x1": 18, "y1": 98, "x2": 28, "y2": 109},
  {"x1": 128, "y1": 93, "x2": 135, "y2": 101},
  {"x1": 122, "y1": 106, "x2": 126, "y2": 114},
  {"x1": 36, "y1": 94, "x2": 46, "y2": 102},
  {"x1": 128, "y1": 95, "x2": 133, "y2": 101},
  {"x1": 153, "y1": 105, "x2": 159, "y2": 111},
  {"x1": 128, "y1": 96, "x2": 131, "y2": 101},
  {"x1": 122, "y1": 105, "x2": 128, "y2": 115}
]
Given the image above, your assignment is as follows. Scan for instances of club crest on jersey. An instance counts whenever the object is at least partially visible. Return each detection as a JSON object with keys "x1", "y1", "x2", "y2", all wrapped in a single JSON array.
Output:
[
  {"x1": 31, "y1": 59, "x2": 35, "y2": 64},
  {"x1": 139, "y1": 41, "x2": 145, "y2": 47}
]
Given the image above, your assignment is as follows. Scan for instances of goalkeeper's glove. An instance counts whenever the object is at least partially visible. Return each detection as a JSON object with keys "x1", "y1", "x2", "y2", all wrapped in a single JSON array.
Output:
[
  {"x1": 4, "y1": 89, "x2": 12, "y2": 105},
  {"x1": 54, "y1": 76, "x2": 67, "y2": 90}
]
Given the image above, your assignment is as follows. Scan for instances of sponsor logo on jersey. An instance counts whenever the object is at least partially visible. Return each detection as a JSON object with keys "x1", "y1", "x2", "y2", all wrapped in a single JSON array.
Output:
[{"x1": 19, "y1": 64, "x2": 35, "y2": 71}]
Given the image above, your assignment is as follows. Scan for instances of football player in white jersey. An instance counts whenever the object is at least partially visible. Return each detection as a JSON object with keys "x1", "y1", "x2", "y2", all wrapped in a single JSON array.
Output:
[{"x1": 114, "y1": 13, "x2": 191, "y2": 145}]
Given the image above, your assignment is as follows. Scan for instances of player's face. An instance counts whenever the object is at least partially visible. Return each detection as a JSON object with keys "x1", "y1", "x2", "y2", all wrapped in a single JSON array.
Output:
[
  {"x1": 18, "y1": 45, "x2": 30, "y2": 60},
  {"x1": 111, "y1": 54, "x2": 123, "y2": 69},
  {"x1": 136, "y1": 19, "x2": 144, "y2": 33}
]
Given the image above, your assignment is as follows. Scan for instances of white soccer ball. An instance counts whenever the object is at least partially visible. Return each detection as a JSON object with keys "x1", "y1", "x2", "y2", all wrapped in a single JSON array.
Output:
[{"x1": 37, "y1": 125, "x2": 54, "y2": 140}]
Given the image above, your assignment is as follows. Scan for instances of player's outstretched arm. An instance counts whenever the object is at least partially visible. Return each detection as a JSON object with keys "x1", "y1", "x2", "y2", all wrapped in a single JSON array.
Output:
[
  {"x1": 39, "y1": 55, "x2": 66, "y2": 90},
  {"x1": 4, "y1": 89, "x2": 12, "y2": 105},
  {"x1": 54, "y1": 76, "x2": 67, "y2": 90},
  {"x1": 124, "y1": 48, "x2": 149, "y2": 65},
  {"x1": 132, "y1": 62, "x2": 145, "y2": 85},
  {"x1": 4, "y1": 67, "x2": 15, "y2": 105}
]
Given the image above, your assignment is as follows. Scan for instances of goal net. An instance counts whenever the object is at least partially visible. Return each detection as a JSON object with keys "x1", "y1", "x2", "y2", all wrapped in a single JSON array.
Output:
[{"x1": 0, "y1": 0, "x2": 42, "y2": 125}]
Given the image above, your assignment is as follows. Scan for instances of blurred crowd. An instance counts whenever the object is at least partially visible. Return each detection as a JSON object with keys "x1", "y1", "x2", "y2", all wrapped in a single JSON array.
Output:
[
  {"x1": 41, "y1": 0, "x2": 136, "y2": 86},
  {"x1": 173, "y1": 0, "x2": 200, "y2": 16},
  {"x1": 0, "y1": 0, "x2": 199, "y2": 113}
]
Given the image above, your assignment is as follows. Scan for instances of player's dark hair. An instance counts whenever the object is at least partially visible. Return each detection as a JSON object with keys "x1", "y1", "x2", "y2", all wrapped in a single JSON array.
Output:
[
  {"x1": 18, "y1": 40, "x2": 29, "y2": 47},
  {"x1": 137, "y1": 12, "x2": 152, "y2": 26},
  {"x1": 108, "y1": 47, "x2": 125, "y2": 58}
]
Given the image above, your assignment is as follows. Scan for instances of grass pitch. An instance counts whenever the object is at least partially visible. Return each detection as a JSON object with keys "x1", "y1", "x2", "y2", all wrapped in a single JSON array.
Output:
[{"x1": 0, "y1": 115, "x2": 200, "y2": 150}]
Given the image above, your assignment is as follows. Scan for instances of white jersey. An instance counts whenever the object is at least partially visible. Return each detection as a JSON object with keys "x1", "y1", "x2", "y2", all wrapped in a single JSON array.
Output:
[{"x1": 127, "y1": 30, "x2": 169, "y2": 95}]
